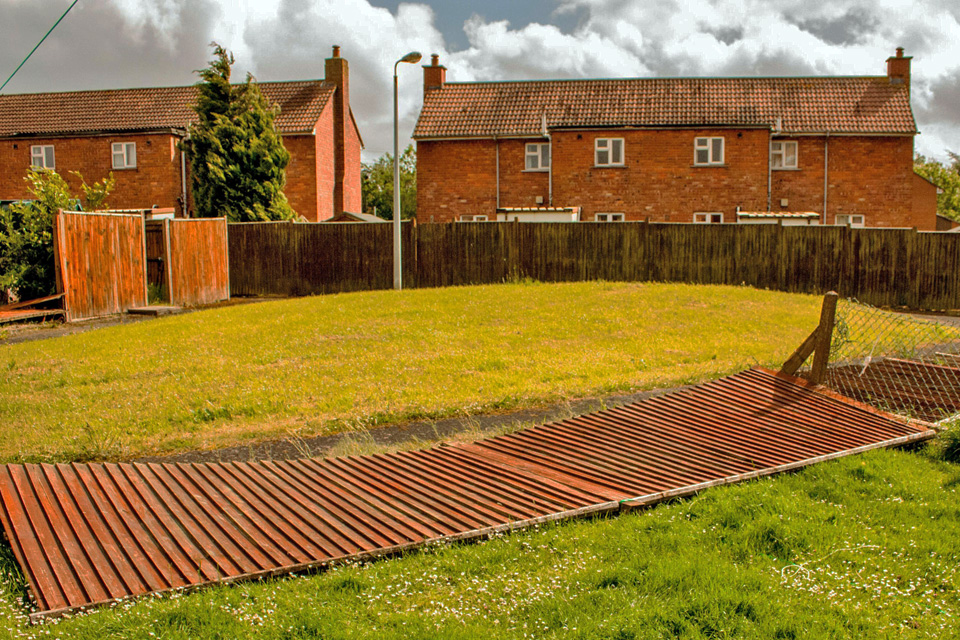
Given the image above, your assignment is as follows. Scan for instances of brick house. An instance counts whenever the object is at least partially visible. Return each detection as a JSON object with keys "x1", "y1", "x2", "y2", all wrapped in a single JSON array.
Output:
[
  {"x1": 0, "y1": 46, "x2": 362, "y2": 221},
  {"x1": 414, "y1": 49, "x2": 938, "y2": 230}
]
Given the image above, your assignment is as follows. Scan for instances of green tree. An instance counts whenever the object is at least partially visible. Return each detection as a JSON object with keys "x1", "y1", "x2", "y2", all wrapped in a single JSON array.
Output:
[
  {"x1": 914, "y1": 152, "x2": 960, "y2": 222},
  {"x1": 362, "y1": 145, "x2": 416, "y2": 220},
  {"x1": 0, "y1": 168, "x2": 114, "y2": 302},
  {"x1": 184, "y1": 43, "x2": 294, "y2": 222}
]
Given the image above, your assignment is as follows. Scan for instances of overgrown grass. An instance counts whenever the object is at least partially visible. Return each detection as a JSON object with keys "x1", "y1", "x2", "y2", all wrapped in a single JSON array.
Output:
[
  {"x1": 0, "y1": 447, "x2": 955, "y2": 639},
  {"x1": 0, "y1": 282, "x2": 823, "y2": 462}
]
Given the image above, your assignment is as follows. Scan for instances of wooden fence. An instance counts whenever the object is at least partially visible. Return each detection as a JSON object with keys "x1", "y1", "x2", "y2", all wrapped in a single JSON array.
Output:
[
  {"x1": 54, "y1": 211, "x2": 147, "y2": 322},
  {"x1": 145, "y1": 218, "x2": 229, "y2": 307},
  {"x1": 227, "y1": 221, "x2": 960, "y2": 310}
]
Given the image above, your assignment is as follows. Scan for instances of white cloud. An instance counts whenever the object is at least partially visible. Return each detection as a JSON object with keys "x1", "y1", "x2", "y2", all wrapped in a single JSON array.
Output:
[{"x1": 2, "y1": 0, "x2": 959, "y2": 159}]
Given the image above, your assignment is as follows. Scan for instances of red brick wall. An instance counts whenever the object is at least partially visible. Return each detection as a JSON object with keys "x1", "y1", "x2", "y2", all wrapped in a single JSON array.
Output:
[
  {"x1": 315, "y1": 105, "x2": 335, "y2": 221},
  {"x1": 551, "y1": 129, "x2": 768, "y2": 222},
  {"x1": 417, "y1": 139, "x2": 498, "y2": 222},
  {"x1": 342, "y1": 112, "x2": 363, "y2": 214},
  {"x1": 284, "y1": 134, "x2": 319, "y2": 221},
  {"x1": 418, "y1": 130, "x2": 928, "y2": 228},
  {"x1": 498, "y1": 139, "x2": 550, "y2": 207},
  {"x1": 823, "y1": 136, "x2": 926, "y2": 229},
  {"x1": 913, "y1": 172, "x2": 940, "y2": 230},
  {"x1": 0, "y1": 133, "x2": 186, "y2": 213}
]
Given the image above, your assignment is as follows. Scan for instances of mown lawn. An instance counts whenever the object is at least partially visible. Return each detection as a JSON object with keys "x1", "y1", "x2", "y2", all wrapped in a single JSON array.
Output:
[
  {"x1": 0, "y1": 282, "x2": 821, "y2": 463},
  {"x1": 0, "y1": 446, "x2": 955, "y2": 639}
]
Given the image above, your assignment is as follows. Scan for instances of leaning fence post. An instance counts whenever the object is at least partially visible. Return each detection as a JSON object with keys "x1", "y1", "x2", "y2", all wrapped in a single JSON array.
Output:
[{"x1": 808, "y1": 291, "x2": 839, "y2": 385}]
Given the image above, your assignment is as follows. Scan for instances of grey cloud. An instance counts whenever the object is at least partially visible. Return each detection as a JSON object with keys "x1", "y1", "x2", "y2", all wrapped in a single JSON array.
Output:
[
  {"x1": 0, "y1": 0, "x2": 218, "y2": 94},
  {"x1": 916, "y1": 72, "x2": 960, "y2": 128},
  {"x1": 794, "y1": 8, "x2": 879, "y2": 46}
]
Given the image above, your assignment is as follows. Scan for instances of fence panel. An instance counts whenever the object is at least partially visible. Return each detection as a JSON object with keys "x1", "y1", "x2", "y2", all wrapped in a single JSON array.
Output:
[
  {"x1": 228, "y1": 221, "x2": 399, "y2": 296},
  {"x1": 166, "y1": 218, "x2": 229, "y2": 307},
  {"x1": 54, "y1": 210, "x2": 147, "y2": 322},
  {"x1": 224, "y1": 221, "x2": 960, "y2": 309}
]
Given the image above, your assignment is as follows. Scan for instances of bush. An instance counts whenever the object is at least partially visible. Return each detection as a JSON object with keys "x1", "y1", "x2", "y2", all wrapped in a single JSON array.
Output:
[{"x1": 0, "y1": 168, "x2": 113, "y2": 301}]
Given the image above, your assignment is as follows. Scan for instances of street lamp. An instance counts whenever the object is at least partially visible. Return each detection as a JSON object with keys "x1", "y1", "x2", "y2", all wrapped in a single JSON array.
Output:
[{"x1": 393, "y1": 51, "x2": 421, "y2": 290}]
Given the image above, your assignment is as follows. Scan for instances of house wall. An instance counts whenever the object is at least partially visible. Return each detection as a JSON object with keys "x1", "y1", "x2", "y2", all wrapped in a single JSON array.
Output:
[
  {"x1": 284, "y1": 134, "x2": 320, "y2": 221},
  {"x1": 417, "y1": 139, "x2": 498, "y2": 223},
  {"x1": 912, "y1": 171, "x2": 941, "y2": 231},
  {"x1": 0, "y1": 133, "x2": 186, "y2": 213},
  {"x1": 418, "y1": 130, "x2": 932, "y2": 229},
  {"x1": 342, "y1": 113, "x2": 363, "y2": 214}
]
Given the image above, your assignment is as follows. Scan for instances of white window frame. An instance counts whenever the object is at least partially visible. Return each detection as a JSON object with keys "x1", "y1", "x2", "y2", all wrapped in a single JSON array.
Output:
[
  {"x1": 112, "y1": 142, "x2": 137, "y2": 169},
  {"x1": 836, "y1": 214, "x2": 865, "y2": 228},
  {"x1": 594, "y1": 213, "x2": 625, "y2": 222},
  {"x1": 771, "y1": 140, "x2": 798, "y2": 170},
  {"x1": 458, "y1": 215, "x2": 488, "y2": 222},
  {"x1": 694, "y1": 137, "x2": 724, "y2": 166},
  {"x1": 595, "y1": 138, "x2": 624, "y2": 167},
  {"x1": 693, "y1": 212, "x2": 724, "y2": 224},
  {"x1": 30, "y1": 145, "x2": 55, "y2": 169},
  {"x1": 524, "y1": 143, "x2": 550, "y2": 171}
]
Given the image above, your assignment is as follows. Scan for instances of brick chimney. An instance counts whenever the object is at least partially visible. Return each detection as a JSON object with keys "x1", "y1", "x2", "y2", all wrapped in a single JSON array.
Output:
[
  {"x1": 423, "y1": 53, "x2": 446, "y2": 94},
  {"x1": 886, "y1": 47, "x2": 912, "y2": 89},
  {"x1": 325, "y1": 45, "x2": 349, "y2": 217}
]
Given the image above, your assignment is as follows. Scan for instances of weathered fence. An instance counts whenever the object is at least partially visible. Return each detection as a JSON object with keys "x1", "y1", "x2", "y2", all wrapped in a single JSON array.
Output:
[
  {"x1": 165, "y1": 218, "x2": 229, "y2": 306},
  {"x1": 227, "y1": 221, "x2": 960, "y2": 310},
  {"x1": 54, "y1": 210, "x2": 147, "y2": 322},
  {"x1": 145, "y1": 218, "x2": 229, "y2": 307},
  {"x1": 228, "y1": 221, "x2": 416, "y2": 296}
]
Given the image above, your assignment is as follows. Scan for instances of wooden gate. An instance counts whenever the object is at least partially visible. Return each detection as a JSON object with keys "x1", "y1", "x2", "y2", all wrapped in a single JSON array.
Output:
[
  {"x1": 146, "y1": 218, "x2": 229, "y2": 307},
  {"x1": 53, "y1": 210, "x2": 147, "y2": 322}
]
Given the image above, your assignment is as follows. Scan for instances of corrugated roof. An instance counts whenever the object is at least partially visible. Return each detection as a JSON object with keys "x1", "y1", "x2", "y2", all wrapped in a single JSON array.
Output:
[
  {"x1": 414, "y1": 77, "x2": 917, "y2": 139},
  {"x1": 0, "y1": 80, "x2": 335, "y2": 137}
]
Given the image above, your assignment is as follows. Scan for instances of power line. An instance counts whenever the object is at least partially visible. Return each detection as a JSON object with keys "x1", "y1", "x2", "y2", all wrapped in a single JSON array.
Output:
[{"x1": 0, "y1": 0, "x2": 80, "y2": 94}]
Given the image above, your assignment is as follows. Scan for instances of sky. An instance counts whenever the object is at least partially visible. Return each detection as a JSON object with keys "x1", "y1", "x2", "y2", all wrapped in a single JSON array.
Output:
[{"x1": 1, "y1": 0, "x2": 959, "y2": 163}]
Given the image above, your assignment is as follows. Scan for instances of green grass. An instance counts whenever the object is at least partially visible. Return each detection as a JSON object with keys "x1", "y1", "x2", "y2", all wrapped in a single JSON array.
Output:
[
  {"x1": 0, "y1": 447, "x2": 955, "y2": 639},
  {"x1": 0, "y1": 282, "x2": 822, "y2": 463}
]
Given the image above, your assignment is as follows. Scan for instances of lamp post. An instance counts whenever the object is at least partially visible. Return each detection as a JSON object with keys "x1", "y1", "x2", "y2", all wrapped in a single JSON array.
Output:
[{"x1": 393, "y1": 51, "x2": 421, "y2": 290}]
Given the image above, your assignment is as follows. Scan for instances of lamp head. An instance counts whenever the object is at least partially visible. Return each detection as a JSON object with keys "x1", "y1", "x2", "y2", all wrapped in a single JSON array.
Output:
[{"x1": 399, "y1": 51, "x2": 422, "y2": 64}]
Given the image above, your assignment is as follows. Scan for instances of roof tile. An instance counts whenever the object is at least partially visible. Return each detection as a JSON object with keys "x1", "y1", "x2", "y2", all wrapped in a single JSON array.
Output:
[
  {"x1": 0, "y1": 81, "x2": 335, "y2": 137},
  {"x1": 413, "y1": 77, "x2": 916, "y2": 138}
]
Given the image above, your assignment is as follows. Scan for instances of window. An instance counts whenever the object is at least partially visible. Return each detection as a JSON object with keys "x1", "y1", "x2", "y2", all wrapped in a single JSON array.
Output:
[
  {"x1": 771, "y1": 140, "x2": 798, "y2": 169},
  {"x1": 836, "y1": 214, "x2": 865, "y2": 228},
  {"x1": 595, "y1": 138, "x2": 624, "y2": 166},
  {"x1": 595, "y1": 213, "x2": 624, "y2": 222},
  {"x1": 694, "y1": 212, "x2": 724, "y2": 224},
  {"x1": 30, "y1": 145, "x2": 55, "y2": 169},
  {"x1": 112, "y1": 142, "x2": 137, "y2": 169},
  {"x1": 458, "y1": 215, "x2": 487, "y2": 222},
  {"x1": 525, "y1": 143, "x2": 550, "y2": 171},
  {"x1": 694, "y1": 137, "x2": 724, "y2": 166}
]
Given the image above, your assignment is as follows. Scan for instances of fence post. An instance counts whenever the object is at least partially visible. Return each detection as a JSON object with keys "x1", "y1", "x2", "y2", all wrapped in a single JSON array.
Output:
[{"x1": 808, "y1": 291, "x2": 839, "y2": 384}]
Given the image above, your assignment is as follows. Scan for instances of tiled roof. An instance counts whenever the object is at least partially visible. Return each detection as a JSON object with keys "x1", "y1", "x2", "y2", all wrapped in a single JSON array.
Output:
[
  {"x1": 0, "y1": 80, "x2": 335, "y2": 137},
  {"x1": 414, "y1": 77, "x2": 917, "y2": 138}
]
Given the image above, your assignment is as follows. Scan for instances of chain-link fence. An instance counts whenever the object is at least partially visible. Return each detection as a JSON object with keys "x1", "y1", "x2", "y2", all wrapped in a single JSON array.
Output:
[{"x1": 816, "y1": 300, "x2": 960, "y2": 424}]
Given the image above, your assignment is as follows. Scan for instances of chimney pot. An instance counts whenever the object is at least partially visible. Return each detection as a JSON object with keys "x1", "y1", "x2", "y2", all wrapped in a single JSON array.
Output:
[
  {"x1": 431, "y1": 54, "x2": 440, "y2": 66},
  {"x1": 332, "y1": 45, "x2": 341, "y2": 57},
  {"x1": 896, "y1": 46, "x2": 904, "y2": 58}
]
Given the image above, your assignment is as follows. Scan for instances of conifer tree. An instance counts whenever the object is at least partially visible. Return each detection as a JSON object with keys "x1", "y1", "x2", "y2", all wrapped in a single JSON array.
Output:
[{"x1": 185, "y1": 43, "x2": 294, "y2": 221}]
